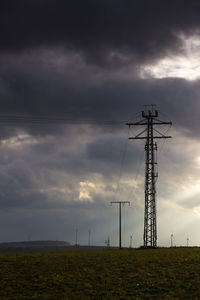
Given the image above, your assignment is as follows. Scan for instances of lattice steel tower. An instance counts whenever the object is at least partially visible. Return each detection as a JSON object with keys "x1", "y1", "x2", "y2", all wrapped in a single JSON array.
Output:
[{"x1": 127, "y1": 106, "x2": 172, "y2": 247}]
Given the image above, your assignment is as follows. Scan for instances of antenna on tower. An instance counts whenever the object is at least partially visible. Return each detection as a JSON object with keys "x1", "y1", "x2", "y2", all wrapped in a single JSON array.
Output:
[{"x1": 126, "y1": 105, "x2": 172, "y2": 248}]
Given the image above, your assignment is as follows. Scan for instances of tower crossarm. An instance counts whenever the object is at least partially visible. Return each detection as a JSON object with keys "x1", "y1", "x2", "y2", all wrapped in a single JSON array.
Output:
[
  {"x1": 153, "y1": 121, "x2": 172, "y2": 125},
  {"x1": 126, "y1": 119, "x2": 147, "y2": 126},
  {"x1": 129, "y1": 136, "x2": 172, "y2": 139},
  {"x1": 126, "y1": 121, "x2": 172, "y2": 126},
  {"x1": 128, "y1": 119, "x2": 172, "y2": 140}
]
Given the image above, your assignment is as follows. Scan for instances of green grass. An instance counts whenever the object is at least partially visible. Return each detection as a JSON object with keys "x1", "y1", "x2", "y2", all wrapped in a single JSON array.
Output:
[{"x1": 0, "y1": 247, "x2": 200, "y2": 299}]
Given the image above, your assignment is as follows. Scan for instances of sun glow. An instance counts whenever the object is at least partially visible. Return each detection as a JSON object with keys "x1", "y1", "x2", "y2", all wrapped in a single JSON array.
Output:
[{"x1": 172, "y1": 182, "x2": 200, "y2": 203}]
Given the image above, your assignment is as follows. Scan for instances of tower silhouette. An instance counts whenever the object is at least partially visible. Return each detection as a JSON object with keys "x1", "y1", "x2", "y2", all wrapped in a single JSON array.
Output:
[{"x1": 127, "y1": 106, "x2": 172, "y2": 247}]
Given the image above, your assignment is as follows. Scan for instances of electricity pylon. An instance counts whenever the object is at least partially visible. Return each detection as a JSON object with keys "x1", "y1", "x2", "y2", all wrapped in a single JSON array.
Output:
[{"x1": 127, "y1": 105, "x2": 172, "y2": 247}]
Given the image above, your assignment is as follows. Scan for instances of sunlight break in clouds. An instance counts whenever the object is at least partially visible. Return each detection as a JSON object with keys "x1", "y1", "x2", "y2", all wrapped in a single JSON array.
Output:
[
  {"x1": 78, "y1": 181, "x2": 96, "y2": 202},
  {"x1": 1, "y1": 133, "x2": 38, "y2": 147},
  {"x1": 140, "y1": 35, "x2": 200, "y2": 80}
]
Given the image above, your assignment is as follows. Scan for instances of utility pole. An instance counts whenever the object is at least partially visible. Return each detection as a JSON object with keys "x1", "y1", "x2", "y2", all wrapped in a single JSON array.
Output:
[
  {"x1": 170, "y1": 233, "x2": 174, "y2": 247},
  {"x1": 130, "y1": 234, "x2": 133, "y2": 248},
  {"x1": 111, "y1": 201, "x2": 130, "y2": 249},
  {"x1": 88, "y1": 229, "x2": 91, "y2": 246},
  {"x1": 75, "y1": 227, "x2": 78, "y2": 246},
  {"x1": 105, "y1": 236, "x2": 110, "y2": 248},
  {"x1": 127, "y1": 105, "x2": 172, "y2": 248},
  {"x1": 187, "y1": 236, "x2": 189, "y2": 247}
]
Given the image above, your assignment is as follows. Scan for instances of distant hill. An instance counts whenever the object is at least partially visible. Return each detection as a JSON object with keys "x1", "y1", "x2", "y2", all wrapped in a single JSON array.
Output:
[
  {"x1": 0, "y1": 240, "x2": 70, "y2": 249},
  {"x1": 0, "y1": 241, "x2": 114, "y2": 254}
]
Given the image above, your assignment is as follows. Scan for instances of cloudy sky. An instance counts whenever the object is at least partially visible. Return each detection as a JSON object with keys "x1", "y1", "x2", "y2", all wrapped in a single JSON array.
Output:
[{"x1": 1, "y1": 0, "x2": 200, "y2": 247}]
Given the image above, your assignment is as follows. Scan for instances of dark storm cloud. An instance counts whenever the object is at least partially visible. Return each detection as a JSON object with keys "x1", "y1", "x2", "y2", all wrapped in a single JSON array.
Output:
[
  {"x1": 0, "y1": 43, "x2": 200, "y2": 141},
  {"x1": 0, "y1": 54, "x2": 199, "y2": 139},
  {"x1": 0, "y1": 50, "x2": 200, "y2": 139},
  {"x1": 1, "y1": 0, "x2": 200, "y2": 67}
]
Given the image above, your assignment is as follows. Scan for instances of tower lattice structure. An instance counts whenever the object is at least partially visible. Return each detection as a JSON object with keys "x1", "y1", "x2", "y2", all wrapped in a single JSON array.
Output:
[{"x1": 127, "y1": 106, "x2": 172, "y2": 247}]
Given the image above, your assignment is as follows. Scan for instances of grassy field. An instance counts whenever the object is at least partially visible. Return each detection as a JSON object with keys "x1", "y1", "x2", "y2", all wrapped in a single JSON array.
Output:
[{"x1": 0, "y1": 247, "x2": 200, "y2": 299}]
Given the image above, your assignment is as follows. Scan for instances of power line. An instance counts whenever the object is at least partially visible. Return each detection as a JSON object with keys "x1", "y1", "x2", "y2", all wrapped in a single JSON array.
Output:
[
  {"x1": 0, "y1": 113, "x2": 128, "y2": 125},
  {"x1": 0, "y1": 110, "x2": 143, "y2": 127},
  {"x1": 113, "y1": 127, "x2": 130, "y2": 202},
  {"x1": 126, "y1": 148, "x2": 144, "y2": 203}
]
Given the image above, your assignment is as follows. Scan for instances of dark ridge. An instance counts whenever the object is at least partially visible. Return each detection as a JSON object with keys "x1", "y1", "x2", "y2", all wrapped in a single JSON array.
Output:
[{"x1": 0, "y1": 240, "x2": 70, "y2": 248}]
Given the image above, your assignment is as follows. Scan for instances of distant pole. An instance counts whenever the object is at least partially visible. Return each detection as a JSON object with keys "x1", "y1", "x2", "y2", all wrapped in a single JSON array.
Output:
[
  {"x1": 75, "y1": 227, "x2": 78, "y2": 246},
  {"x1": 187, "y1": 236, "x2": 189, "y2": 247},
  {"x1": 105, "y1": 236, "x2": 110, "y2": 248},
  {"x1": 130, "y1": 234, "x2": 133, "y2": 248},
  {"x1": 119, "y1": 203, "x2": 121, "y2": 248},
  {"x1": 107, "y1": 236, "x2": 110, "y2": 248},
  {"x1": 88, "y1": 229, "x2": 91, "y2": 246},
  {"x1": 111, "y1": 201, "x2": 130, "y2": 249},
  {"x1": 170, "y1": 233, "x2": 174, "y2": 247}
]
